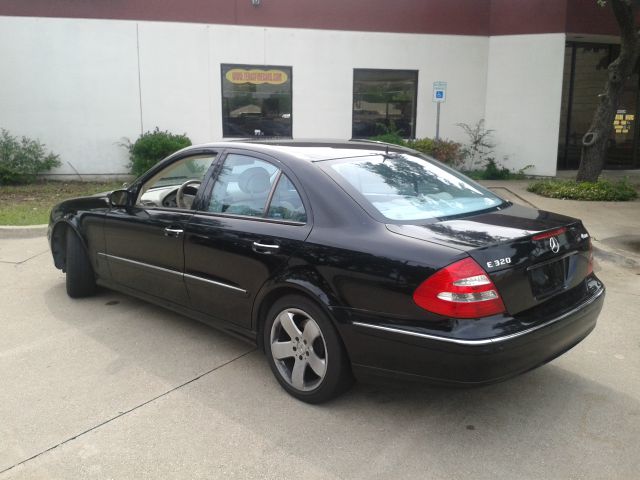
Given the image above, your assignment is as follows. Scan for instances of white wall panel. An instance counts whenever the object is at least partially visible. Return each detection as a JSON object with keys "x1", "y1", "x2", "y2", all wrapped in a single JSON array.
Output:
[
  {"x1": 485, "y1": 33, "x2": 566, "y2": 176},
  {"x1": 137, "y1": 22, "x2": 212, "y2": 145},
  {"x1": 0, "y1": 16, "x2": 140, "y2": 176}
]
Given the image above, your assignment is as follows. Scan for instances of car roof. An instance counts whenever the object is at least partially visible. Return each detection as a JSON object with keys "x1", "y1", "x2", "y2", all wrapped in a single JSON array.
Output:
[{"x1": 182, "y1": 139, "x2": 415, "y2": 163}]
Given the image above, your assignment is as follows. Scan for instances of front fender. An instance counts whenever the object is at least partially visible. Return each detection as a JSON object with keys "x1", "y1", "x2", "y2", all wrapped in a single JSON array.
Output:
[{"x1": 49, "y1": 218, "x2": 88, "y2": 270}]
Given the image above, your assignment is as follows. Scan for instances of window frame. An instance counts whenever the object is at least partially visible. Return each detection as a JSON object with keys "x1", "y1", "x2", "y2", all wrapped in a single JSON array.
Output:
[
  {"x1": 351, "y1": 68, "x2": 419, "y2": 139},
  {"x1": 197, "y1": 148, "x2": 311, "y2": 226},
  {"x1": 220, "y1": 63, "x2": 294, "y2": 139}
]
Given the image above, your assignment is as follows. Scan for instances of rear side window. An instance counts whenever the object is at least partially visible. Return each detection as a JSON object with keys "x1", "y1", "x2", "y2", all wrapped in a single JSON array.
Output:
[
  {"x1": 267, "y1": 174, "x2": 307, "y2": 222},
  {"x1": 327, "y1": 154, "x2": 503, "y2": 221},
  {"x1": 208, "y1": 154, "x2": 279, "y2": 217}
]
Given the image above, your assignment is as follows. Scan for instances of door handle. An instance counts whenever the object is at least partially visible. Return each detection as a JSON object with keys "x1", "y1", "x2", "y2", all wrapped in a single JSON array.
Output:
[
  {"x1": 252, "y1": 241, "x2": 280, "y2": 253},
  {"x1": 164, "y1": 227, "x2": 184, "y2": 238}
]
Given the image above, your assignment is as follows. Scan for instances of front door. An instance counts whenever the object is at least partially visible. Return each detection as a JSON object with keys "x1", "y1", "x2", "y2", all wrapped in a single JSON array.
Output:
[
  {"x1": 184, "y1": 151, "x2": 311, "y2": 327},
  {"x1": 103, "y1": 152, "x2": 218, "y2": 306}
]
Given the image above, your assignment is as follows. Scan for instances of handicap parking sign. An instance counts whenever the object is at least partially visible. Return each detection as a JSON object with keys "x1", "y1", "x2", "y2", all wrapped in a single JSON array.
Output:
[{"x1": 433, "y1": 81, "x2": 447, "y2": 103}]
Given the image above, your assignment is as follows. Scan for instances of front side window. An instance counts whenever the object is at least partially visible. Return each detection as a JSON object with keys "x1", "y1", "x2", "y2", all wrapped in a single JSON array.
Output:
[
  {"x1": 137, "y1": 154, "x2": 217, "y2": 209},
  {"x1": 352, "y1": 69, "x2": 418, "y2": 139},
  {"x1": 208, "y1": 154, "x2": 279, "y2": 217},
  {"x1": 221, "y1": 64, "x2": 292, "y2": 138},
  {"x1": 327, "y1": 154, "x2": 503, "y2": 221}
]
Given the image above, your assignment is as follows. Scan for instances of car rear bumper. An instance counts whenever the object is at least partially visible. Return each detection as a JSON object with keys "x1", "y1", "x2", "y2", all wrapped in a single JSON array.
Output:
[{"x1": 340, "y1": 283, "x2": 605, "y2": 386}]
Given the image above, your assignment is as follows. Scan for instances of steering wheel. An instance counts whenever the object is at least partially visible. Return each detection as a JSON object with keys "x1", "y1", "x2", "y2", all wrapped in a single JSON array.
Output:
[{"x1": 176, "y1": 180, "x2": 201, "y2": 209}]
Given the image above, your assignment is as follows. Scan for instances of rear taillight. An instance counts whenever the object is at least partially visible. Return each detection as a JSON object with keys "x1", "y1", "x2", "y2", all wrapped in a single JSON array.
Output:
[{"x1": 413, "y1": 257, "x2": 506, "y2": 319}]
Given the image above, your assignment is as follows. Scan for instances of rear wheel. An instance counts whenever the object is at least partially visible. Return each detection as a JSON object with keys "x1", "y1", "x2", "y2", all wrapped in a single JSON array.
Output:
[
  {"x1": 264, "y1": 295, "x2": 353, "y2": 403},
  {"x1": 65, "y1": 230, "x2": 96, "y2": 298}
]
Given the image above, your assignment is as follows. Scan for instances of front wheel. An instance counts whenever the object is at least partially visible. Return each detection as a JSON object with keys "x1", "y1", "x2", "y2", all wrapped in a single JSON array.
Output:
[{"x1": 264, "y1": 295, "x2": 353, "y2": 403}]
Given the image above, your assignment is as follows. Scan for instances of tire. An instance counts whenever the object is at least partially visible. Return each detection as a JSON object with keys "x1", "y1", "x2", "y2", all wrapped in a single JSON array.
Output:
[
  {"x1": 65, "y1": 230, "x2": 97, "y2": 298},
  {"x1": 264, "y1": 295, "x2": 353, "y2": 403}
]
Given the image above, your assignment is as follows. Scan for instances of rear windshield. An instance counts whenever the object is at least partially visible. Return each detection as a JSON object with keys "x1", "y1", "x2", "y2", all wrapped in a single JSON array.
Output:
[{"x1": 326, "y1": 153, "x2": 504, "y2": 221}]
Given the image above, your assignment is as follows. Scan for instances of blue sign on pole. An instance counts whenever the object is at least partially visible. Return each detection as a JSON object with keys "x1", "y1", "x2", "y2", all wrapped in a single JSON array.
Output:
[{"x1": 432, "y1": 81, "x2": 447, "y2": 103}]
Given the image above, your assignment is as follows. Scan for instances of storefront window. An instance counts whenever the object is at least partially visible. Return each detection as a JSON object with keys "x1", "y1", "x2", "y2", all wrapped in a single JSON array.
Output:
[
  {"x1": 558, "y1": 43, "x2": 639, "y2": 169},
  {"x1": 352, "y1": 69, "x2": 418, "y2": 139},
  {"x1": 221, "y1": 64, "x2": 292, "y2": 138}
]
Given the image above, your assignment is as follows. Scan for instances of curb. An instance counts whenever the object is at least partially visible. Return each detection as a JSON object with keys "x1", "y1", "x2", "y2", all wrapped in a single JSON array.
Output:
[{"x1": 0, "y1": 224, "x2": 48, "y2": 239}]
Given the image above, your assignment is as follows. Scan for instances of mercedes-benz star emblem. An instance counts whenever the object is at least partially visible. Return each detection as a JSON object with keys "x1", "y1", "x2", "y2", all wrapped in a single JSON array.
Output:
[{"x1": 549, "y1": 236, "x2": 560, "y2": 253}]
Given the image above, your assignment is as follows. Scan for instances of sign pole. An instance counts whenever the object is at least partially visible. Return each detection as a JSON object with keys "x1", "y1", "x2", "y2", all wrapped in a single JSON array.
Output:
[{"x1": 432, "y1": 81, "x2": 447, "y2": 141}]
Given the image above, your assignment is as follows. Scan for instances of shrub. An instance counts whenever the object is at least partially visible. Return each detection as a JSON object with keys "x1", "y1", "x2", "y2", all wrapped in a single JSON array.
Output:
[
  {"x1": 0, "y1": 129, "x2": 61, "y2": 184},
  {"x1": 527, "y1": 179, "x2": 638, "y2": 201},
  {"x1": 457, "y1": 119, "x2": 495, "y2": 170},
  {"x1": 367, "y1": 134, "x2": 465, "y2": 168},
  {"x1": 410, "y1": 138, "x2": 464, "y2": 168},
  {"x1": 369, "y1": 133, "x2": 406, "y2": 146},
  {"x1": 127, "y1": 127, "x2": 192, "y2": 176},
  {"x1": 464, "y1": 159, "x2": 533, "y2": 180}
]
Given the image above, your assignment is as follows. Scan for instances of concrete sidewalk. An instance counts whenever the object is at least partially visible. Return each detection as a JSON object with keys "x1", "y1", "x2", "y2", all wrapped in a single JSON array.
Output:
[{"x1": 481, "y1": 179, "x2": 640, "y2": 272}]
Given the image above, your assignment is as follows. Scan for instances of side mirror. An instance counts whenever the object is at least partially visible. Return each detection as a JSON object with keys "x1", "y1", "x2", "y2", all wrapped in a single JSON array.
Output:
[{"x1": 109, "y1": 189, "x2": 130, "y2": 208}]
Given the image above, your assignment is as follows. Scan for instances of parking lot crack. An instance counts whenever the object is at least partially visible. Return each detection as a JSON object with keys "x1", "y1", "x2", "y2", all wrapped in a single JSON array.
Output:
[
  {"x1": 0, "y1": 250, "x2": 49, "y2": 265},
  {"x1": 0, "y1": 348, "x2": 257, "y2": 475}
]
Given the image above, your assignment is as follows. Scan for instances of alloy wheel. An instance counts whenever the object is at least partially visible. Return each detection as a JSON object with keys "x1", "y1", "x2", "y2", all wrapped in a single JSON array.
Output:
[{"x1": 269, "y1": 308, "x2": 328, "y2": 392}]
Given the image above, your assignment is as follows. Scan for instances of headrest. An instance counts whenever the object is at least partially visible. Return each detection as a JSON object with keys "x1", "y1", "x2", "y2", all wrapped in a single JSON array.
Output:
[{"x1": 238, "y1": 167, "x2": 271, "y2": 194}]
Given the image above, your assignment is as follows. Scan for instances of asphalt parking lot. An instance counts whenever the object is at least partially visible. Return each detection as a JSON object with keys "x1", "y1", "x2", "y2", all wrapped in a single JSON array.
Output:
[{"x1": 1, "y1": 231, "x2": 639, "y2": 478}]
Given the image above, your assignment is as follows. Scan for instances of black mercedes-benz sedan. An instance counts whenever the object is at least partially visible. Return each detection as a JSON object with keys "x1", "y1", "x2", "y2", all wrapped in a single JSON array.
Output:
[{"x1": 48, "y1": 140, "x2": 605, "y2": 403}]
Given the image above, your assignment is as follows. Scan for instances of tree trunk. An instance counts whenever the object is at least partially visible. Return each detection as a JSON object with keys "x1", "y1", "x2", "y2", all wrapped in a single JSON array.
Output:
[{"x1": 576, "y1": 0, "x2": 640, "y2": 182}]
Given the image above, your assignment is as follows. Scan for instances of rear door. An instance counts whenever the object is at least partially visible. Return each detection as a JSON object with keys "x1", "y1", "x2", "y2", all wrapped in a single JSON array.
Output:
[{"x1": 184, "y1": 150, "x2": 312, "y2": 328}]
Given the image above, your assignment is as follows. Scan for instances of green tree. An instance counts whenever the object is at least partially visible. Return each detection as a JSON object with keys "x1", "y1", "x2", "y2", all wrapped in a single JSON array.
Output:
[{"x1": 577, "y1": 0, "x2": 640, "y2": 182}]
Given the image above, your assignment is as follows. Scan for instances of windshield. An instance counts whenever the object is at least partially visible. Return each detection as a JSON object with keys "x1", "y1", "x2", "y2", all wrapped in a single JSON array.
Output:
[{"x1": 327, "y1": 153, "x2": 504, "y2": 221}]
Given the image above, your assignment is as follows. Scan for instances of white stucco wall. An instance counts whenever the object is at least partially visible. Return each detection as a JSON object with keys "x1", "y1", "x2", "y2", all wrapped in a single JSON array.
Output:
[
  {"x1": 0, "y1": 17, "x2": 141, "y2": 177},
  {"x1": 0, "y1": 16, "x2": 489, "y2": 176},
  {"x1": 484, "y1": 33, "x2": 566, "y2": 176}
]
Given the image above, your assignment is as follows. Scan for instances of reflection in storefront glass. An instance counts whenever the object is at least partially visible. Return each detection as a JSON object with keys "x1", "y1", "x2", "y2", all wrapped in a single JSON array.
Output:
[
  {"x1": 352, "y1": 69, "x2": 418, "y2": 139},
  {"x1": 558, "y1": 44, "x2": 639, "y2": 169},
  {"x1": 221, "y1": 64, "x2": 292, "y2": 138}
]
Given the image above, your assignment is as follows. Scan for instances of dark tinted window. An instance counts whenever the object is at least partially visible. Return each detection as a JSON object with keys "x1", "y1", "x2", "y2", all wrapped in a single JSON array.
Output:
[
  {"x1": 221, "y1": 64, "x2": 292, "y2": 138},
  {"x1": 208, "y1": 154, "x2": 279, "y2": 217},
  {"x1": 267, "y1": 174, "x2": 307, "y2": 222},
  {"x1": 352, "y1": 69, "x2": 418, "y2": 139}
]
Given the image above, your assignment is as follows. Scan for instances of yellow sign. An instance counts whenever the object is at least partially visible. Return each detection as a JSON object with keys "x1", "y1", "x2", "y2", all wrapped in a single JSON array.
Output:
[
  {"x1": 225, "y1": 68, "x2": 288, "y2": 85},
  {"x1": 614, "y1": 110, "x2": 634, "y2": 135}
]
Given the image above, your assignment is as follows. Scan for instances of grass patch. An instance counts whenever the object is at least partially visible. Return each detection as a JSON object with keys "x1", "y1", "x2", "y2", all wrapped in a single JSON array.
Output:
[
  {"x1": 527, "y1": 179, "x2": 638, "y2": 201},
  {"x1": 0, "y1": 180, "x2": 123, "y2": 225}
]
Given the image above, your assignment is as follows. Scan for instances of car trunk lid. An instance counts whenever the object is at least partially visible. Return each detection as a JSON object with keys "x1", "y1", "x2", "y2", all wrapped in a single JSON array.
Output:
[{"x1": 386, "y1": 204, "x2": 593, "y2": 315}]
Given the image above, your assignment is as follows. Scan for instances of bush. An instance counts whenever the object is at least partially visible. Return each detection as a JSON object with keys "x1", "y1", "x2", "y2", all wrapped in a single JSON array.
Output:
[
  {"x1": 408, "y1": 138, "x2": 464, "y2": 168},
  {"x1": 0, "y1": 129, "x2": 61, "y2": 184},
  {"x1": 368, "y1": 133, "x2": 406, "y2": 146},
  {"x1": 463, "y1": 159, "x2": 532, "y2": 180},
  {"x1": 527, "y1": 179, "x2": 638, "y2": 201},
  {"x1": 128, "y1": 127, "x2": 192, "y2": 176},
  {"x1": 368, "y1": 134, "x2": 465, "y2": 168}
]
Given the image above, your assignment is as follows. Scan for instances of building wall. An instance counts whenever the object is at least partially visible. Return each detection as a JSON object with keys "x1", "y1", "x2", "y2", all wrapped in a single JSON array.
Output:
[
  {"x1": 0, "y1": 17, "x2": 141, "y2": 177},
  {"x1": 0, "y1": 16, "x2": 489, "y2": 176},
  {"x1": 484, "y1": 33, "x2": 566, "y2": 176}
]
